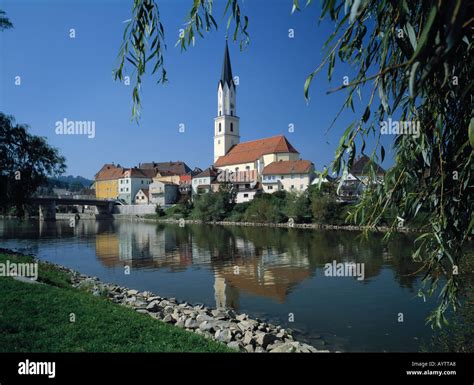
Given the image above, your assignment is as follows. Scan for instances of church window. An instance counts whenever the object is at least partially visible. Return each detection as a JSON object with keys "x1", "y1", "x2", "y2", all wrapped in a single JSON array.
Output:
[
  {"x1": 219, "y1": 123, "x2": 222, "y2": 132},
  {"x1": 231, "y1": 110, "x2": 233, "y2": 116},
  {"x1": 230, "y1": 123, "x2": 233, "y2": 131}
]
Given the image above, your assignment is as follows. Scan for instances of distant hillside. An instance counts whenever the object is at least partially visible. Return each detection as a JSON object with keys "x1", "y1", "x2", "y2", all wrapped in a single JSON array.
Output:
[{"x1": 47, "y1": 175, "x2": 94, "y2": 191}]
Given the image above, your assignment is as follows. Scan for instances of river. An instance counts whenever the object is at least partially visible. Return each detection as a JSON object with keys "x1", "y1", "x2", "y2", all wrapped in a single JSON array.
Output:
[{"x1": 0, "y1": 218, "x2": 439, "y2": 351}]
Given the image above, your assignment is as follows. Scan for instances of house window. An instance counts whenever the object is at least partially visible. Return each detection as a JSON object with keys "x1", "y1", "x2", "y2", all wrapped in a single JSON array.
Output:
[
  {"x1": 245, "y1": 166, "x2": 250, "y2": 171},
  {"x1": 235, "y1": 167, "x2": 239, "y2": 172},
  {"x1": 268, "y1": 185, "x2": 273, "y2": 190},
  {"x1": 300, "y1": 184, "x2": 304, "y2": 189},
  {"x1": 230, "y1": 122, "x2": 233, "y2": 132},
  {"x1": 291, "y1": 185, "x2": 295, "y2": 189},
  {"x1": 243, "y1": 194, "x2": 248, "y2": 198},
  {"x1": 281, "y1": 175, "x2": 285, "y2": 179},
  {"x1": 218, "y1": 140, "x2": 220, "y2": 144}
]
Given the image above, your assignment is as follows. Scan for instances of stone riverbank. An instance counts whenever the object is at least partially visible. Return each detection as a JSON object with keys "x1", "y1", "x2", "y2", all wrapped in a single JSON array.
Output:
[{"x1": 48, "y1": 262, "x2": 329, "y2": 353}]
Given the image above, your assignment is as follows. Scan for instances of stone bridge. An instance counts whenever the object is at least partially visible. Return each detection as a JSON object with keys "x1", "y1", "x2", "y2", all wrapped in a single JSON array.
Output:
[{"x1": 30, "y1": 197, "x2": 119, "y2": 221}]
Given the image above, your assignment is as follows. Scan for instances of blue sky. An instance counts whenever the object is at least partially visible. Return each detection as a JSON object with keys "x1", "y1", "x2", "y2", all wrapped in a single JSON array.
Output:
[{"x1": 0, "y1": 0, "x2": 393, "y2": 179}]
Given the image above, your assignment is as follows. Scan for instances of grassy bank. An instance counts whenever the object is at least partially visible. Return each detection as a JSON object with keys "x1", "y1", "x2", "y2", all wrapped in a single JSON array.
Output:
[{"x1": 0, "y1": 252, "x2": 231, "y2": 352}]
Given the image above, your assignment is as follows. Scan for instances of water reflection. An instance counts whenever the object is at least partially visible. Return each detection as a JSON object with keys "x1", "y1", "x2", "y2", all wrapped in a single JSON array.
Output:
[
  {"x1": 1, "y1": 220, "x2": 422, "y2": 305},
  {"x1": 0, "y1": 219, "x2": 430, "y2": 351},
  {"x1": 85, "y1": 221, "x2": 421, "y2": 308}
]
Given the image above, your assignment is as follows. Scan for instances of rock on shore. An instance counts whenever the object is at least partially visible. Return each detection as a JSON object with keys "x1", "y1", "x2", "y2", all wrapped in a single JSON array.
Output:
[{"x1": 56, "y1": 263, "x2": 328, "y2": 353}]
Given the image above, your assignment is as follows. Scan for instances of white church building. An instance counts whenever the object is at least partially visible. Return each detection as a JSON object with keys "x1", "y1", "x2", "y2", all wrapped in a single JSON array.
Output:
[{"x1": 193, "y1": 42, "x2": 315, "y2": 202}]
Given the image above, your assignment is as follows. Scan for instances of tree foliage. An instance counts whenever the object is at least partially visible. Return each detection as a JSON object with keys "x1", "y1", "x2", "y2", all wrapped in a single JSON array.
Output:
[
  {"x1": 192, "y1": 183, "x2": 236, "y2": 221},
  {"x1": 309, "y1": 184, "x2": 347, "y2": 225},
  {"x1": 0, "y1": 10, "x2": 13, "y2": 31},
  {"x1": 243, "y1": 193, "x2": 287, "y2": 223},
  {"x1": 115, "y1": 0, "x2": 249, "y2": 121},
  {"x1": 113, "y1": 0, "x2": 168, "y2": 121},
  {"x1": 300, "y1": 0, "x2": 473, "y2": 327},
  {"x1": 0, "y1": 114, "x2": 66, "y2": 215}
]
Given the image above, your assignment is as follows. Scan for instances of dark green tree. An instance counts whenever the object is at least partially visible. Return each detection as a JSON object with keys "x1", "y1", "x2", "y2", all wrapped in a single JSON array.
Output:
[
  {"x1": 0, "y1": 114, "x2": 66, "y2": 215},
  {"x1": 285, "y1": 191, "x2": 311, "y2": 223},
  {"x1": 192, "y1": 183, "x2": 236, "y2": 221},
  {"x1": 243, "y1": 193, "x2": 287, "y2": 223}
]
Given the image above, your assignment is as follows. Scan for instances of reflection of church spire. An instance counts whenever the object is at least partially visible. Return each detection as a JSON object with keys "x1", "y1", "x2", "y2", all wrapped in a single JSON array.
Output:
[{"x1": 214, "y1": 271, "x2": 239, "y2": 310}]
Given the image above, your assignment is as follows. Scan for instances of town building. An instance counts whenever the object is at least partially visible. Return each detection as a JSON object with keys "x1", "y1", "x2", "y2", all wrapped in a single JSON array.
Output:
[
  {"x1": 135, "y1": 188, "x2": 150, "y2": 205},
  {"x1": 178, "y1": 168, "x2": 202, "y2": 198},
  {"x1": 262, "y1": 160, "x2": 314, "y2": 193},
  {"x1": 94, "y1": 163, "x2": 124, "y2": 200},
  {"x1": 339, "y1": 155, "x2": 385, "y2": 200},
  {"x1": 140, "y1": 161, "x2": 191, "y2": 182},
  {"x1": 192, "y1": 167, "x2": 219, "y2": 195},
  {"x1": 118, "y1": 168, "x2": 156, "y2": 204},
  {"x1": 149, "y1": 180, "x2": 179, "y2": 206},
  {"x1": 212, "y1": 42, "x2": 311, "y2": 199}
]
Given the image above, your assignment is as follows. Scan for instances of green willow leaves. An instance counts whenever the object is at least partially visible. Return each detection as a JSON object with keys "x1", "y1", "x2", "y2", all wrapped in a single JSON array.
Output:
[
  {"x1": 114, "y1": 0, "x2": 167, "y2": 121},
  {"x1": 302, "y1": 0, "x2": 473, "y2": 327},
  {"x1": 0, "y1": 9, "x2": 13, "y2": 31},
  {"x1": 115, "y1": 0, "x2": 249, "y2": 121}
]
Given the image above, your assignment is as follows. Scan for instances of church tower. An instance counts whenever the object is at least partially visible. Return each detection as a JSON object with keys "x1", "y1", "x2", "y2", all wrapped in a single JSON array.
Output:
[{"x1": 214, "y1": 42, "x2": 240, "y2": 163}]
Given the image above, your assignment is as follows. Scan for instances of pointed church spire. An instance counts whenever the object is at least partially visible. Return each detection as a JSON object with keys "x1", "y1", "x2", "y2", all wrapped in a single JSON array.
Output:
[{"x1": 220, "y1": 41, "x2": 234, "y2": 89}]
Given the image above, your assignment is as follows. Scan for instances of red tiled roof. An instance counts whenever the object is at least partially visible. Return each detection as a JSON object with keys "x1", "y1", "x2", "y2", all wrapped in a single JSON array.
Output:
[
  {"x1": 95, "y1": 164, "x2": 124, "y2": 181},
  {"x1": 123, "y1": 168, "x2": 157, "y2": 178},
  {"x1": 137, "y1": 188, "x2": 149, "y2": 198},
  {"x1": 214, "y1": 135, "x2": 299, "y2": 167},
  {"x1": 139, "y1": 161, "x2": 191, "y2": 175},
  {"x1": 262, "y1": 160, "x2": 313, "y2": 175},
  {"x1": 350, "y1": 155, "x2": 385, "y2": 176},
  {"x1": 194, "y1": 167, "x2": 218, "y2": 179}
]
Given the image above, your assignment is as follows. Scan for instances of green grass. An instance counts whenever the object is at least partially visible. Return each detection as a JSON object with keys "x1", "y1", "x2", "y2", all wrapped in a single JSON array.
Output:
[
  {"x1": 0, "y1": 253, "x2": 71, "y2": 288},
  {"x1": 0, "y1": 252, "x2": 232, "y2": 352}
]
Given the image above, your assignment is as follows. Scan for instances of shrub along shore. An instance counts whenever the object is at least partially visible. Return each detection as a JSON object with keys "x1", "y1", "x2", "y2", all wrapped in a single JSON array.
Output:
[
  {"x1": 139, "y1": 216, "x2": 414, "y2": 233},
  {"x1": 149, "y1": 185, "x2": 423, "y2": 232},
  {"x1": 0, "y1": 250, "x2": 325, "y2": 353}
]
